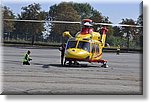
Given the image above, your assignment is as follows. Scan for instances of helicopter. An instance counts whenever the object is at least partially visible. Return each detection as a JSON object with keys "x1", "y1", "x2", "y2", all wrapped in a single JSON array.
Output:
[
  {"x1": 3, "y1": 18, "x2": 142, "y2": 68},
  {"x1": 62, "y1": 19, "x2": 109, "y2": 67},
  {"x1": 60, "y1": 19, "x2": 142, "y2": 67}
]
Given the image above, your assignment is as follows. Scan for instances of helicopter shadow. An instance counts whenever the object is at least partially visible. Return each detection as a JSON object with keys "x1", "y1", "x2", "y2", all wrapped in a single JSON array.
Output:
[
  {"x1": 32, "y1": 62, "x2": 106, "y2": 69},
  {"x1": 42, "y1": 63, "x2": 100, "y2": 68}
]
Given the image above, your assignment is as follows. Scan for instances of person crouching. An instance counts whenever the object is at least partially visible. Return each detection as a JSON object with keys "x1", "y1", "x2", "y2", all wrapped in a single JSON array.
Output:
[{"x1": 23, "y1": 50, "x2": 32, "y2": 65}]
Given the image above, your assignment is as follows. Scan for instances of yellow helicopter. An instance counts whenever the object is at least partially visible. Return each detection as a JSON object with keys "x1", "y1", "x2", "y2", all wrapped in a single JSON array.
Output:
[
  {"x1": 4, "y1": 18, "x2": 142, "y2": 68},
  {"x1": 60, "y1": 19, "x2": 142, "y2": 67},
  {"x1": 62, "y1": 19, "x2": 108, "y2": 67}
]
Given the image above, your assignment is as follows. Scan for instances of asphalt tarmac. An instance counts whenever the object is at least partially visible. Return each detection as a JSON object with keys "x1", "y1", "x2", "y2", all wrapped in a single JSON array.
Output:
[{"x1": 2, "y1": 47, "x2": 142, "y2": 95}]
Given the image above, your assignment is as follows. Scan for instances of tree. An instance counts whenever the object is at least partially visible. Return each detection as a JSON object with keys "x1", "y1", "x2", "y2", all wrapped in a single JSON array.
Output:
[
  {"x1": 48, "y1": 4, "x2": 57, "y2": 21},
  {"x1": 137, "y1": 14, "x2": 143, "y2": 37},
  {"x1": 3, "y1": 6, "x2": 15, "y2": 40},
  {"x1": 17, "y1": 3, "x2": 46, "y2": 44},
  {"x1": 71, "y1": 2, "x2": 109, "y2": 23},
  {"x1": 90, "y1": 9, "x2": 102, "y2": 22},
  {"x1": 120, "y1": 18, "x2": 138, "y2": 49},
  {"x1": 89, "y1": 9, "x2": 103, "y2": 31},
  {"x1": 48, "y1": 2, "x2": 114, "y2": 43},
  {"x1": 137, "y1": 14, "x2": 143, "y2": 26},
  {"x1": 112, "y1": 26, "x2": 123, "y2": 37},
  {"x1": 71, "y1": 2, "x2": 93, "y2": 19},
  {"x1": 48, "y1": 2, "x2": 81, "y2": 43},
  {"x1": 137, "y1": 14, "x2": 143, "y2": 48}
]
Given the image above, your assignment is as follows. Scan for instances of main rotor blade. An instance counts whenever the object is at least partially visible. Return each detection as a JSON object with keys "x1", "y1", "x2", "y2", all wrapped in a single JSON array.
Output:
[
  {"x1": 3, "y1": 19, "x2": 81, "y2": 24},
  {"x1": 3, "y1": 19, "x2": 142, "y2": 27},
  {"x1": 94, "y1": 22, "x2": 143, "y2": 27}
]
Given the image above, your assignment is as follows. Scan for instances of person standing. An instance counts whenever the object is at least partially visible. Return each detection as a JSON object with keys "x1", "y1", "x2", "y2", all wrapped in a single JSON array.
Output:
[
  {"x1": 59, "y1": 43, "x2": 66, "y2": 66},
  {"x1": 116, "y1": 45, "x2": 120, "y2": 55}
]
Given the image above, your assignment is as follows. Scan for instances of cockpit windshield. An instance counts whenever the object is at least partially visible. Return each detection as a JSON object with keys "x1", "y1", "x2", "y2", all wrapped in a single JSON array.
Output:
[
  {"x1": 77, "y1": 41, "x2": 90, "y2": 52},
  {"x1": 66, "y1": 41, "x2": 77, "y2": 49}
]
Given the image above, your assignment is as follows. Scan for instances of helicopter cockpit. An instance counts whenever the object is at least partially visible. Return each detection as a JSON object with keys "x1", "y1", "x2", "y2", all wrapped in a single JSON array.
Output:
[
  {"x1": 66, "y1": 41, "x2": 77, "y2": 49},
  {"x1": 77, "y1": 41, "x2": 90, "y2": 52},
  {"x1": 66, "y1": 40, "x2": 90, "y2": 52}
]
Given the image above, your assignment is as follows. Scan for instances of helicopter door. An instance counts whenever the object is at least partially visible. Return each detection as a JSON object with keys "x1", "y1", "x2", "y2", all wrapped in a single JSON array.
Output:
[
  {"x1": 77, "y1": 41, "x2": 90, "y2": 52},
  {"x1": 91, "y1": 43, "x2": 100, "y2": 60},
  {"x1": 91, "y1": 43, "x2": 96, "y2": 60}
]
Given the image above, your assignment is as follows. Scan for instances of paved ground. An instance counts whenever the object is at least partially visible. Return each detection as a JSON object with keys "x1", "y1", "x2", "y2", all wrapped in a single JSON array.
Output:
[{"x1": 1, "y1": 46, "x2": 142, "y2": 95}]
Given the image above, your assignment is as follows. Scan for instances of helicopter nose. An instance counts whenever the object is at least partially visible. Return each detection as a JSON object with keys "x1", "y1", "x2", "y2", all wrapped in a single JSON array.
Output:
[{"x1": 65, "y1": 48, "x2": 90, "y2": 59}]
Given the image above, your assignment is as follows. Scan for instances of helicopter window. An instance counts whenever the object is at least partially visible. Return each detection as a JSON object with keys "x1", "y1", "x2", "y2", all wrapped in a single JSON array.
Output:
[
  {"x1": 96, "y1": 45, "x2": 99, "y2": 53},
  {"x1": 92, "y1": 44, "x2": 95, "y2": 53},
  {"x1": 77, "y1": 41, "x2": 90, "y2": 52},
  {"x1": 66, "y1": 41, "x2": 77, "y2": 49}
]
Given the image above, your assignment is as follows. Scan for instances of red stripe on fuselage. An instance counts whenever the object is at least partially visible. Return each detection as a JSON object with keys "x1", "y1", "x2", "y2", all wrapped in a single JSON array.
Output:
[{"x1": 94, "y1": 53, "x2": 102, "y2": 58}]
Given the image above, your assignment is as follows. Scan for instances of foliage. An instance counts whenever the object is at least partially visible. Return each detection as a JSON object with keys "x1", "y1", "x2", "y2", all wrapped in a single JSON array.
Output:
[
  {"x1": 106, "y1": 36, "x2": 126, "y2": 47},
  {"x1": 70, "y1": 2, "x2": 93, "y2": 19},
  {"x1": 137, "y1": 14, "x2": 143, "y2": 26},
  {"x1": 48, "y1": 2, "x2": 81, "y2": 43},
  {"x1": 15, "y1": 3, "x2": 47, "y2": 44},
  {"x1": 112, "y1": 26, "x2": 123, "y2": 37},
  {"x1": 120, "y1": 18, "x2": 137, "y2": 37},
  {"x1": 3, "y1": 2, "x2": 143, "y2": 49},
  {"x1": 136, "y1": 14, "x2": 143, "y2": 48},
  {"x1": 3, "y1": 6, "x2": 15, "y2": 40}
]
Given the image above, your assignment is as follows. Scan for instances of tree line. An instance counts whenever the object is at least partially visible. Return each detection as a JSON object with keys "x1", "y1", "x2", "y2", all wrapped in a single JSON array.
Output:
[{"x1": 2, "y1": 2, "x2": 143, "y2": 48}]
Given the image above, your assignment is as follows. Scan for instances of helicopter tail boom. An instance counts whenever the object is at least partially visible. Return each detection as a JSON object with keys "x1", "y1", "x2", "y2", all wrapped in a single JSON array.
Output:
[
  {"x1": 101, "y1": 33, "x2": 106, "y2": 47},
  {"x1": 101, "y1": 27, "x2": 108, "y2": 47}
]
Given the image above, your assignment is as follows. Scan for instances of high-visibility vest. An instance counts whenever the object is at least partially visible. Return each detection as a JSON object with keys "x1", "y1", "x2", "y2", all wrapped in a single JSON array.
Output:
[
  {"x1": 117, "y1": 46, "x2": 120, "y2": 51},
  {"x1": 23, "y1": 53, "x2": 30, "y2": 62}
]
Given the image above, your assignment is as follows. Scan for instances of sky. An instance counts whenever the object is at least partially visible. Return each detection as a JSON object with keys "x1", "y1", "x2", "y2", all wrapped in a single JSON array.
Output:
[{"x1": 1, "y1": 0, "x2": 142, "y2": 24}]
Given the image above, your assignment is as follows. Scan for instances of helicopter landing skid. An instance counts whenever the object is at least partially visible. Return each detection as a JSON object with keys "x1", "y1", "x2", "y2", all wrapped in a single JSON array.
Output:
[
  {"x1": 64, "y1": 59, "x2": 108, "y2": 68},
  {"x1": 63, "y1": 59, "x2": 79, "y2": 66},
  {"x1": 98, "y1": 59, "x2": 108, "y2": 68}
]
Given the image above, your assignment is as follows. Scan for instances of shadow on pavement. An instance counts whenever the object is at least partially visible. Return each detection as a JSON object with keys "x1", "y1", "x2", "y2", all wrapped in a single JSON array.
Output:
[{"x1": 42, "y1": 63, "x2": 100, "y2": 68}]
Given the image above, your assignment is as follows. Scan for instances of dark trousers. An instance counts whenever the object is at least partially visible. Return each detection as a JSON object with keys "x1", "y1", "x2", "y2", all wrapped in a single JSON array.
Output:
[
  {"x1": 61, "y1": 56, "x2": 64, "y2": 65},
  {"x1": 23, "y1": 61, "x2": 30, "y2": 65}
]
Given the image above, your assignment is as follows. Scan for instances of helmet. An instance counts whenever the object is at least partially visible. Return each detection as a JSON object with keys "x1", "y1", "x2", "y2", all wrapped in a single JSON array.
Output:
[{"x1": 27, "y1": 50, "x2": 31, "y2": 54}]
